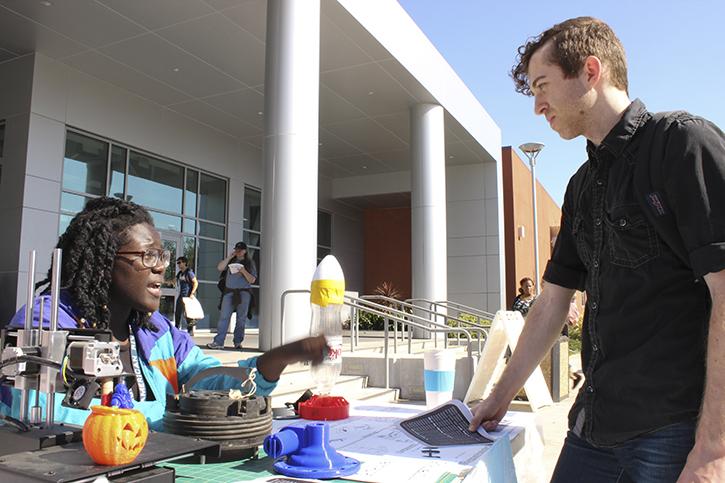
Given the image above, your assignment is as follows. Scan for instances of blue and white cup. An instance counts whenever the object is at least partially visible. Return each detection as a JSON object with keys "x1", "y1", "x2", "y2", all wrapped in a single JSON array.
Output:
[{"x1": 423, "y1": 349, "x2": 456, "y2": 407}]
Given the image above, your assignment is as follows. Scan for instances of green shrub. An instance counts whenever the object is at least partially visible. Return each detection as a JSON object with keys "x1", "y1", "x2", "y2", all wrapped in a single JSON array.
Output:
[
  {"x1": 356, "y1": 310, "x2": 384, "y2": 331},
  {"x1": 445, "y1": 312, "x2": 491, "y2": 339},
  {"x1": 568, "y1": 321, "x2": 582, "y2": 354}
]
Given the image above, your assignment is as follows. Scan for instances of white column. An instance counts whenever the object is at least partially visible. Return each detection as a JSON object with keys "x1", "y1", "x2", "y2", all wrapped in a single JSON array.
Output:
[
  {"x1": 410, "y1": 104, "x2": 448, "y2": 339},
  {"x1": 259, "y1": 0, "x2": 320, "y2": 350}
]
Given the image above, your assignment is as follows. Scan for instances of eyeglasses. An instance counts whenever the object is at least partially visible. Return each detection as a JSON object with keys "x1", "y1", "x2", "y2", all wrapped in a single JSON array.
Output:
[{"x1": 116, "y1": 248, "x2": 171, "y2": 269}]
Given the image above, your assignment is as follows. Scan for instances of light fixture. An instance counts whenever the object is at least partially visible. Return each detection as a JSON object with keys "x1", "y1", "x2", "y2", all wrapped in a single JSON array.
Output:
[
  {"x1": 367, "y1": 91, "x2": 374, "y2": 96},
  {"x1": 40, "y1": 0, "x2": 52, "y2": 6},
  {"x1": 257, "y1": 111, "x2": 263, "y2": 116},
  {"x1": 448, "y1": 155, "x2": 455, "y2": 159},
  {"x1": 518, "y1": 142, "x2": 545, "y2": 294},
  {"x1": 172, "y1": 67, "x2": 180, "y2": 72},
  {"x1": 361, "y1": 165, "x2": 368, "y2": 169}
]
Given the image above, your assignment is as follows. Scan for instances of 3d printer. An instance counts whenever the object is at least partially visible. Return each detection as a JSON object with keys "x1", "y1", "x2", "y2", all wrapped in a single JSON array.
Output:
[{"x1": 0, "y1": 250, "x2": 218, "y2": 482}]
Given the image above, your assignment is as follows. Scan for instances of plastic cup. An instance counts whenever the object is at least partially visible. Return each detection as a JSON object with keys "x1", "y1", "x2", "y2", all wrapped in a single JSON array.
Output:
[{"x1": 423, "y1": 349, "x2": 456, "y2": 407}]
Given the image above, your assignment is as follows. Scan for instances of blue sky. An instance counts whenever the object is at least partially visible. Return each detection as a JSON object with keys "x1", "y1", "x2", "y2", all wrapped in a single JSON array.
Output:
[{"x1": 398, "y1": 0, "x2": 725, "y2": 204}]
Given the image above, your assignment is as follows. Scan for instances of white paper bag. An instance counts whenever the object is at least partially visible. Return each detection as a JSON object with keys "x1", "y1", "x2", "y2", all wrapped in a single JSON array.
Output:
[
  {"x1": 228, "y1": 263, "x2": 243, "y2": 274},
  {"x1": 182, "y1": 296, "x2": 204, "y2": 320}
]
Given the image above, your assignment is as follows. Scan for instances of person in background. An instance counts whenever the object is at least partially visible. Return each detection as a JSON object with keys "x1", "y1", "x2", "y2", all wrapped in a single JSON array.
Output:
[
  {"x1": 511, "y1": 277, "x2": 536, "y2": 316},
  {"x1": 174, "y1": 256, "x2": 198, "y2": 335},
  {"x1": 0, "y1": 197, "x2": 328, "y2": 430},
  {"x1": 207, "y1": 242, "x2": 257, "y2": 350}
]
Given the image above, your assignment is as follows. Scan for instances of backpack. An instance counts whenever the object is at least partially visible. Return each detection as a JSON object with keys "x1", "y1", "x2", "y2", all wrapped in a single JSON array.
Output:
[{"x1": 217, "y1": 265, "x2": 228, "y2": 293}]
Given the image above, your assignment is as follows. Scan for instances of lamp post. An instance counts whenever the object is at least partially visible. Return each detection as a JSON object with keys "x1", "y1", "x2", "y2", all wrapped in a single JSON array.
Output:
[{"x1": 519, "y1": 142, "x2": 545, "y2": 295}]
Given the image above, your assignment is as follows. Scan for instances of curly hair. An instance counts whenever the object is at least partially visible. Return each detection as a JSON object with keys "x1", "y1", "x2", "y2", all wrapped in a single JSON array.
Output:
[
  {"x1": 511, "y1": 17, "x2": 628, "y2": 96},
  {"x1": 518, "y1": 277, "x2": 534, "y2": 295},
  {"x1": 37, "y1": 197, "x2": 156, "y2": 331}
]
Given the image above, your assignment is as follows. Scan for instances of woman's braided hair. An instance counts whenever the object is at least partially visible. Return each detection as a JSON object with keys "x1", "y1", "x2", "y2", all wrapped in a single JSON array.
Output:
[{"x1": 37, "y1": 197, "x2": 156, "y2": 330}]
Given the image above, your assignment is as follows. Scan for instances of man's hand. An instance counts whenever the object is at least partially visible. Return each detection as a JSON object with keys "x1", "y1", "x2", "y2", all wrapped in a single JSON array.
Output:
[
  {"x1": 677, "y1": 444, "x2": 725, "y2": 482},
  {"x1": 468, "y1": 395, "x2": 509, "y2": 432}
]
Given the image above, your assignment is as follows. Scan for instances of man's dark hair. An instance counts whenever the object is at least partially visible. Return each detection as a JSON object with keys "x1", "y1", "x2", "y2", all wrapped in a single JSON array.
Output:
[
  {"x1": 511, "y1": 17, "x2": 628, "y2": 96},
  {"x1": 176, "y1": 256, "x2": 188, "y2": 265},
  {"x1": 37, "y1": 197, "x2": 155, "y2": 330}
]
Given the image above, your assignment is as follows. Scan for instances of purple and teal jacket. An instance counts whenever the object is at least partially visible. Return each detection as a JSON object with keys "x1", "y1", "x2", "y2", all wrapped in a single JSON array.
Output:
[{"x1": 0, "y1": 291, "x2": 277, "y2": 430}]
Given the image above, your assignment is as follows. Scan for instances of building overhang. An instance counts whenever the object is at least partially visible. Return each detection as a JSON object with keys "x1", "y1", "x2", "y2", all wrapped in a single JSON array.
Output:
[{"x1": 0, "y1": 0, "x2": 500, "y2": 195}]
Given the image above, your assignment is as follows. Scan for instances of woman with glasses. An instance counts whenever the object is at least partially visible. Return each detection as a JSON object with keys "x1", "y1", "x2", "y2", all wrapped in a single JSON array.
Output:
[{"x1": 2, "y1": 197, "x2": 327, "y2": 430}]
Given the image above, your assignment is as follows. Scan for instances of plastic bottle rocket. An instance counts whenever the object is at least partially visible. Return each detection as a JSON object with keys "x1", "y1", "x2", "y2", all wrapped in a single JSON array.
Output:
[{"x1": 309, "y1": 255, "x2": 345, "y2": 395}]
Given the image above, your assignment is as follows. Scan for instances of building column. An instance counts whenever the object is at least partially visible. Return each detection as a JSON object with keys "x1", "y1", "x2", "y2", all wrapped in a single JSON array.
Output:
[
  {"x1": 410, "y1": 104, "x2": 447, "y2": 338},
  {"x1": 259, "y1": 0, "x2": 320, "y2": 350}
]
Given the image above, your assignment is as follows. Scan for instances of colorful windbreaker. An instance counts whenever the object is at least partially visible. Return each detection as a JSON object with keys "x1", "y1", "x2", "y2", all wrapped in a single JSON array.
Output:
[{"x1": 0, "y1": 291, "x2": 277, "y2": 430}]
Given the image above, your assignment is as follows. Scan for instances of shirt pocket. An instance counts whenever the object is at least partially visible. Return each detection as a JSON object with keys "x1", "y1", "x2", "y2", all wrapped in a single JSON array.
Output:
[{"x1": 605, "y1": 205, "x2": 660, "y2": 268}]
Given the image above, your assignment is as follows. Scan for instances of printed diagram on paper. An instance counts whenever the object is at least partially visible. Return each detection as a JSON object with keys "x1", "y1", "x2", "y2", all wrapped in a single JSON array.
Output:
[
  {"x1": 399, "y1": 400, "x2": 521, "y2": 446},
  {"x1": 270, "y1": 403, "x2": 529, "y2": 482}
]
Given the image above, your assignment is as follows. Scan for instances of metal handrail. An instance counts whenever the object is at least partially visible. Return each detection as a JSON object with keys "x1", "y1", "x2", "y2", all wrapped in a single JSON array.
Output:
[
  {"x1": 344, "y1": 295, "x2": 475, "y2": 389},
  {"x1": 279, "y1": 289, "x2": 478, "y2": 389},
  {"x1": 407, "y1": 297, "x2": 495, "y2": 328},
  {"x1": 361, "y1": 295, "x2": 488, "y2": 355},
  {"x1": 435, "y1": 299, "x2": 496, "y2": 321}
]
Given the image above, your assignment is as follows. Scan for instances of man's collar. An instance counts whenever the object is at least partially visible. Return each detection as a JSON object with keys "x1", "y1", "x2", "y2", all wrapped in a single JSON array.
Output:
[{"x1": 586, "y1": 98, "x2": 649, "y2": 161}]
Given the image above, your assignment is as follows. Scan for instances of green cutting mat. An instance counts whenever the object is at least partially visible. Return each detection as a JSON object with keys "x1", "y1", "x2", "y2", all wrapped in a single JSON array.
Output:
[
  {"x1": 165, "y1": 451, "x2": 347, "y2": 483},
  {"x1": 166, "y1": 451, "x2": 275, "y2": 482}
]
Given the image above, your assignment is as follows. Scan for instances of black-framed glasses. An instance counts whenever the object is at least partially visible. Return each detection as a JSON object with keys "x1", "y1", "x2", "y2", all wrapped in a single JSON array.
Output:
[{"x1": 116, "y1": 248, "x2": 171, "y2": 269}]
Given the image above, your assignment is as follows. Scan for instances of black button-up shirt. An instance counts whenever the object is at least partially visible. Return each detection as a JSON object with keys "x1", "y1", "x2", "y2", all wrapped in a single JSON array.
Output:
[{"x1": 544, "y1": 99, "x2": 725, "y2": 446}]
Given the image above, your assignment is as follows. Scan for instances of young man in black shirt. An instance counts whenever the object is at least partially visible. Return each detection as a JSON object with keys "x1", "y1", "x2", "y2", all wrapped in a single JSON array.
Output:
[{"x1": 469, "y1": 17, "x2": 725, "y2": 482}]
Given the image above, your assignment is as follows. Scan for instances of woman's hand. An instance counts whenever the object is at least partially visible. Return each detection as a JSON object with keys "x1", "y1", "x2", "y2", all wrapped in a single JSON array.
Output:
[{"x1": 255, "y1": 335, "x2": 329, "y2": 382}]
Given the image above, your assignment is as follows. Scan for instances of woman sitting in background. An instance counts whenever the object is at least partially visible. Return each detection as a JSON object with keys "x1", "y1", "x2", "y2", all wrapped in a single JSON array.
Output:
[{"x1": 511, "y1": 277, "x2": 536, "y2": 316}]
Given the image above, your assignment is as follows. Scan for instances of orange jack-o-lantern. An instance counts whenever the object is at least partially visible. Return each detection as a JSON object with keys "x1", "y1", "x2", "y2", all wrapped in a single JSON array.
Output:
[{"x1": 82, "y1": 405, "x2": 149, "y2": 465}]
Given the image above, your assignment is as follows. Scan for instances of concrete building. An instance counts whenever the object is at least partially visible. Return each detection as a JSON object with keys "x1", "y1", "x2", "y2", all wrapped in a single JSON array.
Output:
[
  {"x1": 501, "y1": 146, "x2": 563, "y2": 307},
  {"x1": 0, "y1": 0, "x2": 503, "y2": 350}
]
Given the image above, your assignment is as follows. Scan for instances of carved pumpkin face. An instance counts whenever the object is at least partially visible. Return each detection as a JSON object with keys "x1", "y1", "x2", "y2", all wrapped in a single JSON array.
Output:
[{"x1": 83, "y1": 405, "x2": 149, "y2": 465}]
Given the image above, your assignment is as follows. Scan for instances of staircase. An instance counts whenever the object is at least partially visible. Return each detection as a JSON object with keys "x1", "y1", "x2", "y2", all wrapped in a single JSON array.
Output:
[{"x1": 194, "y1": 331, "x2": 400, "y2": 407}]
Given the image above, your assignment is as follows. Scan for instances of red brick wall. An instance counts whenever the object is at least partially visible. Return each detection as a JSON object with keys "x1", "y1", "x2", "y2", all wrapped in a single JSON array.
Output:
[{"x1": 363, "y1": 207, "x2": 411, "y2": 299}]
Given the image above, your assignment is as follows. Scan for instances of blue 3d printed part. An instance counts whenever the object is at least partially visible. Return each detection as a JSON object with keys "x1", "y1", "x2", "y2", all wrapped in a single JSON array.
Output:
[{"x1": 264, "y1": 422, "x2": 360, "y2": 479}]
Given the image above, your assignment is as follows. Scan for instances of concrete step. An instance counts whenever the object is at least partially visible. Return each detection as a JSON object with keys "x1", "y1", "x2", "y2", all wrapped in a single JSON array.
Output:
[
  {"x1": 342, "y1": 350, "x2": 477, "y2": 401},
  {"x1": 269, "y1": 373, "x2": 368, "y2": 408}
]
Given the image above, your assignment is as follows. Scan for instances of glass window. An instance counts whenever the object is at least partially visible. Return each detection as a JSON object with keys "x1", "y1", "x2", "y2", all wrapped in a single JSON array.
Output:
[
  {"x1": 109, "y1": 146, "x2": 126, "y2": 199},
  {"x1": 185, "y1": 170, "x2": 198, "y2": 216},
  {"x1": 128, "y1": 151, "x2": 183, "y2": 213},
  {"x1": 199, "y1": 221, "x2": 225, "y2": 240},
  {"x1": 63, "y1": 132, "x2": 108, "y2": 195},
  {"x1": 249, "y1": 247, "x2": 260, "y2": 284},
  {"x1": 183, "y1": 236, "x2": 196, "y2": 270},
  {"x1": 0, "y1": 120, "x2": 5, "y2": 157},
  {"x1": 194, "y1": 282, "x2": 220, "y2": 331},
  {"x1": 59, "y1": 214, "x2": 73, "y2": 236},
  {"x1": 243, "y1": 188, "x2": 261, "y2": 231},
  {"x1": 197, "y1": 238, "x2": 225, "y2": 280},
  {"x1": 199, "y1": 173, "x2": 226, "y2": 223},
  {"x1": 183, "y1": 218, "x2": 196, "y2": 235},
  {"x1": 318, "y1": 211, "x2": 332, "y2": 248},
  {"x1": 317, "y1": 246, "x2": 331, "y2": 264},
  {"x1": 61, "y1": 192, "x2": 90, "y2": 214},
  {"x1": 243, "y1": 231, "x2": 260, "y2": 247},
  {"x1": 150, "y1": 211, "x2": 182, "y2": 232}
]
